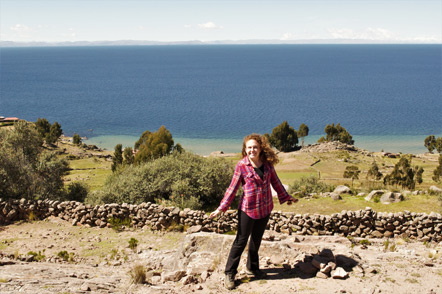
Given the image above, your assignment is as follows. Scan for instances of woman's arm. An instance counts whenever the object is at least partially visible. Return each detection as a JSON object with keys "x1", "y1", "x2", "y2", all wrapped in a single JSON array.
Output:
[
  {"x1": 269, "y1": 164, "x2": 296, "y2": 204},
  {"x1": 209, "y1": 162, "x2": 242, "y2": 219}
]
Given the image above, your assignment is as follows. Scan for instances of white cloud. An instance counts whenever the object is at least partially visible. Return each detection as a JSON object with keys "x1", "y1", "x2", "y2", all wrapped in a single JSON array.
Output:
[
  {"x1": 184, "y1": 24, "x2": 192, "y2": 28},
  {"x1": 198, "y1": 22, "x2": 223, "y2": 30},
  {"x1": 280, "y1": 33, "x2": 293, "y2": 40},
  {"x1": 328, "y1": 27, "x2": 393, "y2": 40},
  {"x1": 61, "y1": 28, "x2": 76, "y2": 39},
  {"x1": 10, "y1": 24, "x2": 31, "y2": 33}
]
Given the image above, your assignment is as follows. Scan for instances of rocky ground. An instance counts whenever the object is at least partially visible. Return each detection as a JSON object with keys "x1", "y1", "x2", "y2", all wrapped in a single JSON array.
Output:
[{"x1": 1, "y1": 217, "x2": 441, "y2": 294}]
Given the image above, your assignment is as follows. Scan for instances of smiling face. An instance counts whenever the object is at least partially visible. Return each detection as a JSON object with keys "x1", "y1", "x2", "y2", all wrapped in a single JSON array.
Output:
[{"x1": 245, "y1": 139, "x2": 261, "y2": 163}]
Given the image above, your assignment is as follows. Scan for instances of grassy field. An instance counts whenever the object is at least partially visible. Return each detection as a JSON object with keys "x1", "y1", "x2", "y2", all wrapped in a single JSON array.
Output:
[
  {"x1": 60, "y1": 141, "x2": 442, "y2": 215},
  {"x1": 272, "y1": 193, "x2": 441, "y2": 215}
]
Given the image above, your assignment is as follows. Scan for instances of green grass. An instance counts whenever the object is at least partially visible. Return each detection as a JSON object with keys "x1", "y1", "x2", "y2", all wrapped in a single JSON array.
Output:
[
  {"x1": 273, "y1": 193, "x2": 441, "y2": 215},
  {"x1": 63, "y1": 156, "x2": 112, "y2": 191}
]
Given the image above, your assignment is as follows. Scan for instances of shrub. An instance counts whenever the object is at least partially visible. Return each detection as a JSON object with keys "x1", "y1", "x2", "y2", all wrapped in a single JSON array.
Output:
[
  {"x1": 108, "y1": 217, "x2": 131, "y2": 232},
  {"x1": 92, "y1": 152, "x2": 233, "y2": 210},
  {"x1": 72, "y1": 133, "x2": 82, "y2": 145},
  {"x1": 0, "y1": 121, "x2": 69, "y2": 200},
  {"x1": 288, "y1": 176, "x2": 335, "y2": 197},
  {"x1": 128, "y1": 238, "x2": 138, "y2": 250},
  {"x1": 27, "y1": 250, "x2": 45, "y2": 261},
  {"x1": 129, "y1": 264, "x2": 147, "y2": 284},
  {"x1": 57, "y1": 250, "x2": 75, "y2": 262},
  {"x1": 66, "y1": 182, "x2": 89, "y2": 202}
]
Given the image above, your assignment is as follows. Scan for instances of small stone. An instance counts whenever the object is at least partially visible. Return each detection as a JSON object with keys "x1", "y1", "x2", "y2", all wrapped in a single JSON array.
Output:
[
  {"x1": 332, "y1": 267, "x2": 349, "y2": 279},
  {"x1": 80, "y1": 283, "x2": 91, "y2": 291},
  {"x1": 316, "y1": 271, "x2": 329, "y2": 279}
]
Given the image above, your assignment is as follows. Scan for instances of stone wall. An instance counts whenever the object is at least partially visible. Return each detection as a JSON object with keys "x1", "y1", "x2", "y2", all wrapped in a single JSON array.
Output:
[{"x1": 1, "y1": 199, "x2": 441, "y2": 242}]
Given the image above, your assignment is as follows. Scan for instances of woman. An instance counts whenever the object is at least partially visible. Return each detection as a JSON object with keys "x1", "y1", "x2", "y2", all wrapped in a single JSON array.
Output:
[{"x1": 209, "y1": 133, "x2": 297, "y2": 290}]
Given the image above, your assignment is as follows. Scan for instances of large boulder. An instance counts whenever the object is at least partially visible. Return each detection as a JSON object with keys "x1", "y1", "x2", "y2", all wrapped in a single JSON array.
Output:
[
  {"x1": 380, "y1": 192, "x2": 403, "y2": 204},
  {"x1": 365, "y1": 190, "x2": 384, "y2": 202},
  {"x1": 333, "y1": 185, "x2": 352, "y2": 195},
  {"x1": 429, "y1": 186, "x2": 442, "y2": 193},
  {"x1": 271, "y1": 184, "x2": 289, "y2": 197}
]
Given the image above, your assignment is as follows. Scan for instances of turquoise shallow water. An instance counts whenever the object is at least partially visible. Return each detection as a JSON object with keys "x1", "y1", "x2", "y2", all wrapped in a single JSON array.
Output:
[{"x1": 85, "y1": 134, "x2": 442, "y2": 155}]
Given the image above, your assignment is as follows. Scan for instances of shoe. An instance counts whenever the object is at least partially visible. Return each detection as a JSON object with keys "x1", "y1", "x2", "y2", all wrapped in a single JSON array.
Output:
[
  {"x1": 224, "y1": 273, "x2": 235, "y2": 290},
  {"x1": 245, "y1": 268, "x2": 267, "y2": 279}
]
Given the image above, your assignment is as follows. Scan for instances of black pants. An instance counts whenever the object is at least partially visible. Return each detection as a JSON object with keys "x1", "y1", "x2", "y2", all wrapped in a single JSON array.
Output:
[{"x1": 225, "y1": 210, "x2": 270, "y2": 275}]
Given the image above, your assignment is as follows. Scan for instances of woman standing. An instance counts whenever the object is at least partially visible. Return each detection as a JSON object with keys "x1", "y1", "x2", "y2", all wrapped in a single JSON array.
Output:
[{"x1": 209, "y1": 133, "x2": 297, "y2": 290}]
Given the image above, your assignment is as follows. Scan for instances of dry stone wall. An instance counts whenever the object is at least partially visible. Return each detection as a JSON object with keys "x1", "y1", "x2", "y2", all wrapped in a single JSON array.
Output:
[{"x1": 1, "y1": 199, "x2": 441, "y2": 242}]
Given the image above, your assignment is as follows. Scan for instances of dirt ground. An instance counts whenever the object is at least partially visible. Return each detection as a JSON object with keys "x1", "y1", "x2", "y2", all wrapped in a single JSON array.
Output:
[{"x1": 1, "y1": 217, "x2": 441, "y2": 294}]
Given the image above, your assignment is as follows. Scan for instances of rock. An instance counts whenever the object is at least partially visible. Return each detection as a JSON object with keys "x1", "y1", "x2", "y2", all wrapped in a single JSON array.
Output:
[
  {"x1": 316, "y1": 271, "x2": 329, "y2": 279},
  {"x1": 380, "y1": 192, "x2": 403, "y2": 204},
  {"x1": 312, "y1": 256, "x2": 330, "y2": 269},
  {"x1": 330, "y1": 193, "x2": 342, "y2": 201},
  {"x1": 162, "y1": 270, "x2": 186, "y2": 282},
  {"x1": 80, "y1": 283, "x2": 91, "y2": 291},
  {"x1": 429, "y1": 186, "x2": 442, "y2": 193},
  {"x1": 297, "y1": 262, "x2": 318, "y2": 275},
  {"x1": 365, "y1": 190, "x2": 384, "y2": 202},
  {"x1": 371, "y1": 231, "x2": 384, "y2": 238},
  {"x1": 331, "y1": 267, "x2": 349, "y2": 279},
  {"x1": 186, "y1": 225, "x2": 202, "y2": 234},
  {"x1": 333, "y1": 185, "x2": 352, "y2": 195}
]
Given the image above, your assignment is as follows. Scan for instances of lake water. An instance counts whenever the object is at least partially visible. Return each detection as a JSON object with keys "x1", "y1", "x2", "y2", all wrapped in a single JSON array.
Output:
[{"x1": 1, "y1": 44, "x2": 441, "y2": 154}]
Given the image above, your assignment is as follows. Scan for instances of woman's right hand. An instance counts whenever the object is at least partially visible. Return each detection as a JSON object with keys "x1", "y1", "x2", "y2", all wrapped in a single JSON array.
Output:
[{"x1": 209, "y1": 209, "x2": 222, "y2": 219}]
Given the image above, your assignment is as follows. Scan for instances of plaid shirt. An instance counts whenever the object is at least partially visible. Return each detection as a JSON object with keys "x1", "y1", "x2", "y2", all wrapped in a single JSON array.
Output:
[{"x1": 218, "y1": 156, "x2": 292, "y2": 219}]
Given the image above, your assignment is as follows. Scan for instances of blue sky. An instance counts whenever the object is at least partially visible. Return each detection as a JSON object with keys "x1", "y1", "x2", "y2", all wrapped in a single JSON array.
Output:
[{"x1": 1, "y1": 0, "x2": 441, "y2": 43}]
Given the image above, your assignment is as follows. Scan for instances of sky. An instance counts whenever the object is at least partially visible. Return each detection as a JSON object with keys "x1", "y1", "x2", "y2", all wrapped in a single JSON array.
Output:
[{"x1": 1, "y1": 0, "x2": 441, "y2": 43}]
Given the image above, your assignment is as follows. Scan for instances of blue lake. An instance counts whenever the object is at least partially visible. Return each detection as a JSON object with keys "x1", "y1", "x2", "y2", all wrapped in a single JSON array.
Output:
[{"x1": 1, "y1": 44, "x2": 441, "y2": 154}]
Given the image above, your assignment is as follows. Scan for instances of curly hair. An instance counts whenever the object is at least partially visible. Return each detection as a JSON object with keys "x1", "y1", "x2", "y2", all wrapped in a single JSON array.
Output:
[{"x1": 241, "y1": 133, "x2": 279, "y2": 166}]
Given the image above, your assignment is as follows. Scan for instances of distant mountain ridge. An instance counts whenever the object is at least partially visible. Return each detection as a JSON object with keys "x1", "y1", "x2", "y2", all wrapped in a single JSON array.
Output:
[{"x1": 1, "y1": 39, "x2": 438, "y2": 47}]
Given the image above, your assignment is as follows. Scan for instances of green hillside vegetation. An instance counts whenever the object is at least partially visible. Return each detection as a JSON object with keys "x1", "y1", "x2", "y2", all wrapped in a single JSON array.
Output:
[{"x1": 1, "y1": 121, "x2": 441, "y2": 215}]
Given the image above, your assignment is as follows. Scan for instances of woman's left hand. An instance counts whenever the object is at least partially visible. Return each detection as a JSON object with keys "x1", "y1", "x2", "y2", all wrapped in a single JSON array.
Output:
[{"x1": 287, "y1": 198, "x2": 298, "y2": 205}]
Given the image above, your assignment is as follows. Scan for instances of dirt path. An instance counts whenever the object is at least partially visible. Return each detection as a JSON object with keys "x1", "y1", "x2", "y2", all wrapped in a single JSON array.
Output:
[{"x1": 1, "y1": 218, "x2": 441, "y2": 294}]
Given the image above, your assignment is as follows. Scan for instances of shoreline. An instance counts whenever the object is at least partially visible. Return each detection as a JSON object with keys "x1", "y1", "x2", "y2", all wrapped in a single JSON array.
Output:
[{"x1": 84, "y1": 134, "x2": 442, "y2": 156}]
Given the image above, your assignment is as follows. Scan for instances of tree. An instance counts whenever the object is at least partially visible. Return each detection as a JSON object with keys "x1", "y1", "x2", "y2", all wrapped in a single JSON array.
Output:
[
  {"x1": 432, "y1": 155, "x2": 442, "y2": 182},
  {"x1": 0, "y1": 121, "x2": 68, "y2": 200},
  {"x1": 268, "y1": 121, "x2": 298, "y2": 152},
  {"x1": 123, "y1": 147, "x2": 134, "y2": 165},
  {"x1": 134, "y1": 130, "x2": 152, "y2": 150},
  {"x1": 72, "y1": 133, "x2": 82, "y2": 145},
  {"x1": 298, "y1": 123, "x2": 309, "y2": 147},
  {"x1": 366, "y1": 161, "x2": 383, "y2": 182},
  {"x1": 383, "y1": 156, "x2": 424, "y2": 190},
  {"x1": 112, "y1": 144, "x2": 123, "y2": 172},
  {"x1": 35, "y1": 118, "x2": 51, "y2": 139},
  {"x1": 134, "y1": 126, "x2": 175, "y2": 164},
  {"x1": 46, "y1": 121, "x2": 63, "y2": 144},
  {"x1": 424, "y1": 135, "x2": 437, "y2": 153},
  {"x1": 436, "y1": 137, "x2": 442, "y2": 154},
  {"x1": 323, "y1": 123, "x2": 354, "y2": 145},
  {"x1": 343, "y1": 165, "x2": 360, "y2": 187}
]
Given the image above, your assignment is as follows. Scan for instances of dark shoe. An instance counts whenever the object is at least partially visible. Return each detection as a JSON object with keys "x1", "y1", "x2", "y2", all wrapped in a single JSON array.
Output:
[
  {"x1": 224, "y1": 273, "x2": 235, "y2": 290},
  {"x1": 245, "y1": 268, "x2": 267, "y2": 279}
]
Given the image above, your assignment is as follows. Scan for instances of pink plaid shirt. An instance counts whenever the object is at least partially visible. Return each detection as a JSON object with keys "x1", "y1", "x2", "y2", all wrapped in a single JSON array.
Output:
[{"x1": 218, "y1": 156, "x2": 292, "y2": 219}]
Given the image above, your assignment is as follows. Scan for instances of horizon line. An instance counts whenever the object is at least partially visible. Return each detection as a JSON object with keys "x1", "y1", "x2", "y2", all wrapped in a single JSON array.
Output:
[{"x1": 1, "y1": 38, "x2": 441, "y2": 47}]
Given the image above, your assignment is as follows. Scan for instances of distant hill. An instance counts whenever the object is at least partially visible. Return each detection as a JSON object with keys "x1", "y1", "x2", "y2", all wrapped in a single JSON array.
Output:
[{"x1": 1, "y1": 39, "x2": 436, "y2": 48}]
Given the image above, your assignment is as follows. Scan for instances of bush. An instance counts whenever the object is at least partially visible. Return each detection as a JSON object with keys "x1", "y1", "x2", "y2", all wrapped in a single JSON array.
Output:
[
  {"x1": 129, "y1": 264, "x2": 146, "y2": 284},
  {"x1": 66, "y1": 182, "x2": 89, "y2": 202},
  {"x1": 92, "y1": 152, "x2": 234, "y2": 210},
  {"x1": 288, "y1": 176, "x2": 335, "y2": 197},
  {"x1": 0, "y1": 121, "x2": 69, "y2": 200},
  {"x1": 72, "y1": 133, "x2": 82, "y2": 145}
]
